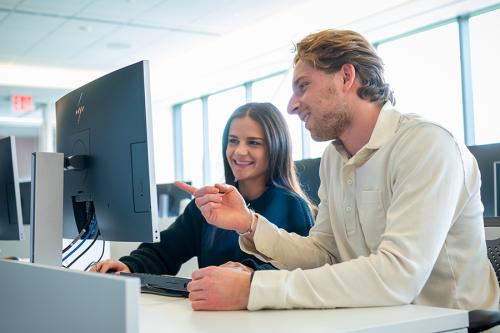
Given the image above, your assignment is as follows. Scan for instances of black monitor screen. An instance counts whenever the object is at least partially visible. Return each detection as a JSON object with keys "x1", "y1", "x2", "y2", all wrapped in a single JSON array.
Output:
[
  {"x1": 19, "y1": 181, "x2": 31, "y2": 225},
  {"x1": 0, "y1": 136, "x2": 24, "y2": 240},
  {"x1": 56, "y1": 61, "x2": 159, "y2": 242},
  {"x1": 468, "y1": 143, "x2": 500, "y2": 217}
]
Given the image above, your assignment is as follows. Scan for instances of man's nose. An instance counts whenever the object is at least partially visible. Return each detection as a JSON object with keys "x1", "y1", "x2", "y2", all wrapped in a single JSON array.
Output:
[{"x1": 287, "y1": 95, "x2": 299, "y2": 114}]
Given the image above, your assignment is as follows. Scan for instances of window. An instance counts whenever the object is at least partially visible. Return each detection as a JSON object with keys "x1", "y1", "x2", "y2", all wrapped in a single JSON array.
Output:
[
  {"x1": 308, "y1": 137, "x2": 331, "y2": 158},
  {"x1": 152, "y1": 103, "x2": 174, "y2": 183},
  {"x1": 251, "y1": 74, "x2": 286, "y2": 103},
  {"x1": 253, "y1": 71, "x2": 304, "y2": 160},
  {"x1": 469, "y1": 9, "x2": 500, "y2": 144},
  {"x1": 207, "y1": 87, "x2": 246, "y2": 184},
  {"x1": 181, "y1": 100, "x2": 204, "y2": 187},
  {"x1": 377, "y1": 23, "x2": 464, "y2": 142}
]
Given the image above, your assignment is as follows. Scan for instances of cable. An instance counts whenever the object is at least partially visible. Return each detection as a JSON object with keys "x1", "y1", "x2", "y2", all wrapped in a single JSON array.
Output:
[
  {"x1": 84, "y1": 238, "x2": 106, "y2": 272},
  {"x1": 62, "y1": 227, "x2": 88, "y2": 254},
  {"x1": 62, "y1": 218, "x2": 97, "y2": 262},
  {"x1": 96, "y1": 238, "x2": 105, "y2": 263},
  {"x1": 65, "y1": 229, "x2": 100, "y2": 269}
]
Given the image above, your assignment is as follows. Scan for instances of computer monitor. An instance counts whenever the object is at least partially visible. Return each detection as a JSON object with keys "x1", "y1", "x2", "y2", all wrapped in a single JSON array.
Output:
[
  {"x1": 56, "y1": 60, "x2": 159, "y2": 243},
  {"x1": 468, "y1": 143, "x2": 500, "y2": 217},
  {"x1": 157, "y1": 182, "x2": 192, "y2": 217},
  {"x1": 0, "y1": 136, "x2": 24, "y2": 241},
  {"x1": 0, "y1": 179, "x2": 31, "y2": 259},
  {"x1": 19, "y1": 180, "x2": 31, "y2": 225}
]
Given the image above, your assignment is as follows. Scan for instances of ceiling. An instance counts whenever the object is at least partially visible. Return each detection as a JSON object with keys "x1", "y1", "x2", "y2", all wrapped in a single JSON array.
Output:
[
  {"x1": 0, "y1": 0, "x2": 308, "y2": 70},
  {"x1": 0, "y1": 0, "x2": 498, "y2": 138},
  {"x1": 0, "y1": 0, "x2": 307, "y2": 133}
]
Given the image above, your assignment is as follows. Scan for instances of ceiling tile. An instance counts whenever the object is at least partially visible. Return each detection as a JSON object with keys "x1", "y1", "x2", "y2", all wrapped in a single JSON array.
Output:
[
  {"x1": 191, "y1": 0, "x2": 304, "y2": 33},
  {"x1": 1, "y1": 12, "x2": 66, "y2": 31},
  {"x1": 0, "y1": 10, "x2": 9, "y2": 23},
  {"x1": 79, "y1": 0, "x2": 162, "y2": 22},
  {"x1": 0, "y1": 0, "x2": 23, "y2": 10},
  {"x1": 13, "y1": 0, "x2": 92, "y2": 16},
  {"x1": 7, "y1": 17, "x2": 117, "y2": 69},
  {"x1": 135, "y1": 0, "x2": 231, "y2": 30},
  {"x1": 47, "y1": 18, "x2": 117, "y2": 46},
  {"x1": 105, "y1": 25, "x2": 169, "y2": 47},
  {"x1": 0, "y1": 29, "x2": 46, "y2": 55}
]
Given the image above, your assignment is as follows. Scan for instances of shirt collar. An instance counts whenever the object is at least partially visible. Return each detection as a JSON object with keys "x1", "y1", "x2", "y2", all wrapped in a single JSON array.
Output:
[
  {"x1": 364, "y1": 102, "x2": 401, "y2": 150},
  {"x1": 332, "y1": 102, "x2": 401, "y2": 165}
]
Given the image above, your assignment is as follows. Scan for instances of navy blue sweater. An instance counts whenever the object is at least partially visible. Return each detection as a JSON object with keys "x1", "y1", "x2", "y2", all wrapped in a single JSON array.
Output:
[{"x1": 120, "y1": 185, "x2": 313, "y2": 274}]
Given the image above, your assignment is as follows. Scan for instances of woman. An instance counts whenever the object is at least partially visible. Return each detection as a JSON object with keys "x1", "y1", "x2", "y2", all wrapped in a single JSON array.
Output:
[{"x1": 91, "y1": 102, "x2": 315, "y2": 274}]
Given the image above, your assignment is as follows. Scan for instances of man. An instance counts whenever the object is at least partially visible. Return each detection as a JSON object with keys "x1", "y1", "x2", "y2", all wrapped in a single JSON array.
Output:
[{"x1": 178, "y1": 29, "x2": 499, "y2": 311}]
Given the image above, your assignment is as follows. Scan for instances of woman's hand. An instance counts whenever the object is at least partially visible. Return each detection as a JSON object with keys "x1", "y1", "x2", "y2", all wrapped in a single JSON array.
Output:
[
  {"x1": 89, "y1": 259, "x2": 131, "y2": 274},
  {"x1": 175, "y1": 181, "x2": 253, "y2": 234}
]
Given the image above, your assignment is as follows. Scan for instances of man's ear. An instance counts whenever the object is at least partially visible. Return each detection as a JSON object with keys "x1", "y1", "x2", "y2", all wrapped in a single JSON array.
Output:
[{"x1": 340, "y1": 64, "x2": 356, "y2": 89}]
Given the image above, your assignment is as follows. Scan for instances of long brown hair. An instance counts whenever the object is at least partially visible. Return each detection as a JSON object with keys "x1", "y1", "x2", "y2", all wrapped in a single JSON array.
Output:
[{"x1": 222, "y1": 102, "x2": 316, "y2": 215}]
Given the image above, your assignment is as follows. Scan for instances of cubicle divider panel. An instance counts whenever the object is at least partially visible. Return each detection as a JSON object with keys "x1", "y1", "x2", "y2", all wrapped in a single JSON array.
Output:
[{"x1": 0, "y1": 259, "x2": 140, "y2": 333}]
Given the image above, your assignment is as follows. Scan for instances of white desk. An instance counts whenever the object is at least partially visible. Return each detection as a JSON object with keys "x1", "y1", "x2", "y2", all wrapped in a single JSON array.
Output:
[
  {"x1": 0, "y1": 259, "x2": 469, "y2": 333},
  {"x1": 139, "y1": 294, "x2": 468, "y2": 333}
]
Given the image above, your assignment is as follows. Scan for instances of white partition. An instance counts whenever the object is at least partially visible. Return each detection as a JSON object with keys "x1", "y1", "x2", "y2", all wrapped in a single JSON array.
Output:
[{"x1": 0, "y1": 259, "x2": 140, "y2": 333}]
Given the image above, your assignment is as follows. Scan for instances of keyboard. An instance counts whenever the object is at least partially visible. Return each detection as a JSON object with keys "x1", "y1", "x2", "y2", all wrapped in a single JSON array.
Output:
[{"x1": 120, "y1": 272, "x2": 191, "y2": 298}]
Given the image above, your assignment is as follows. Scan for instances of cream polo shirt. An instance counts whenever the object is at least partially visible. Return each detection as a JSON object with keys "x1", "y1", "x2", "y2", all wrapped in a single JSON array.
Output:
[{"x1": 241, "y1": 104, "x2": 499, "y2": 310}]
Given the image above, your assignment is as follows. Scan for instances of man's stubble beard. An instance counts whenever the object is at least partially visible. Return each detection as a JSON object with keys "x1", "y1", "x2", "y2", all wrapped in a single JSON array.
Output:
[{"x1": 310, "y1": 102, "x2": 351, "y2": 142}]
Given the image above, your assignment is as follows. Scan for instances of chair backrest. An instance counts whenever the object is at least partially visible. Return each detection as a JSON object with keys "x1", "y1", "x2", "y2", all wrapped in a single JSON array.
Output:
[
  {"x1": 466, "y1": 143, "x2": 500, "y2": 217},
  {"x1": 295, "y1": 158, "x2": 321, "y2": 207},
  {"x1": 487, "y1": 238, "x2": 500, "y2": 286}
]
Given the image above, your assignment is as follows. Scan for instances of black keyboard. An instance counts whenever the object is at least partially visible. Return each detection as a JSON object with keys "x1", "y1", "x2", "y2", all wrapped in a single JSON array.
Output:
[{"x1": 121, "y1": 272, "x2": 191, "y2": 298}]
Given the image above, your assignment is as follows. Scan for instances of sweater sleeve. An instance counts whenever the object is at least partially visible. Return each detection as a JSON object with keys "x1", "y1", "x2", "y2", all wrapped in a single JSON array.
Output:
[
  {"x1": 240, "y1": 188, "x2": 315, "y2": 271},
  {"x1": 240, "y1": 172, "x2": 337, "y2": 270},
  {"x1": 119, "y1": 200, "x2": 202, "y2": 275}
]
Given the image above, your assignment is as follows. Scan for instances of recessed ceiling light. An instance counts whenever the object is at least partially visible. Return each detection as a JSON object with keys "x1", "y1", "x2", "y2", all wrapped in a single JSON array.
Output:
[
  {"x1": 78, "y1": 25, "x2": 92, "y2": 32},
  {"x1": 106, "y1": 42, "x2": 131, "y2": 50}
]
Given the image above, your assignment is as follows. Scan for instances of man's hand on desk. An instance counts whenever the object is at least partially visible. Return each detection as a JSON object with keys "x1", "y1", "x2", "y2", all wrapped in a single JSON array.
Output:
[
  {"x1": 187, "y1": 266, "x2": 251, "y2": 310},
  {"x1": 220, "y1": 261, "x2": 254, "y2": 273},
  {"x1": 89, "y1": 259, "x2": 131, "y2": 274}
]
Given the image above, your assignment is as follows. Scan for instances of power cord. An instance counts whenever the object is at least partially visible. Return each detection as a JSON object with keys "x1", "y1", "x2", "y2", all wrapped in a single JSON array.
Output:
[
  {"x1": 62, "y1": 227, "x2": 89, "y2": 254},
  {"x1": 84, "y1": 238, "x2": 106, "y2": 271},
  {"x1": 65, "y1": 229, "x2": 100, "y2": 269},
  {"x1": 62, "y1": 218, "x2": 97, "y2": 262}
]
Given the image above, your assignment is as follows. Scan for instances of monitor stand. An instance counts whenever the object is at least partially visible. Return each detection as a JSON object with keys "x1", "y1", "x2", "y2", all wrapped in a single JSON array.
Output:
[{"x1": 30, "y1": 152, "x2": 64, "y2": 266}]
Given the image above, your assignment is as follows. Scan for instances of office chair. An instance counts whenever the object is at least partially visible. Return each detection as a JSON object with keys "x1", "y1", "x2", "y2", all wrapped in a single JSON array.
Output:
[
  {"x1": 294, "y1": 157, "x2": 321, "y2": 207},
  {"x1": 468, "y1": 237, "x2": 500, "y2": 333},
  {"x1": 487, "y1": 238, "x2": 500, "y2": 285}
]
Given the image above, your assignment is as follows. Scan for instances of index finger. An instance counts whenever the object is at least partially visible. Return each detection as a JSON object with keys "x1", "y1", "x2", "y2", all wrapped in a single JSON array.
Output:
[{"x1": 174, "y1": 181, "x2": 198, "y2": 195}]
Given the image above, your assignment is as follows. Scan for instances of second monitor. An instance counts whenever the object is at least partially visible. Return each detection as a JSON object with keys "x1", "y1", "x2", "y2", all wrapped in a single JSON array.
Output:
[
  {"x1": 0, "y1": 136, "x2": 24, "y2": 242},
  {"x1": 157, "y1": 182, "x2": 192, "y2": 217}
]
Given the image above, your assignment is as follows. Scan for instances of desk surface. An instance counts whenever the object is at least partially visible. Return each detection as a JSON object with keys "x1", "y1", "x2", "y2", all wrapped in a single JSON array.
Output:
[
  {"x1": 139, "y1": 294, "x2": 468, "y2": 333},
  {"x1": 0, "y1": 259, "x2": 469, "y2": 333}
]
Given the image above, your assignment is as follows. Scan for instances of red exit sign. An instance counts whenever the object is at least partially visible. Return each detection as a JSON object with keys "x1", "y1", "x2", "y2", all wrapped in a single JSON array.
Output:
[{"x1": 12, "y1": 95, "x2": 33, "y2": 113}]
